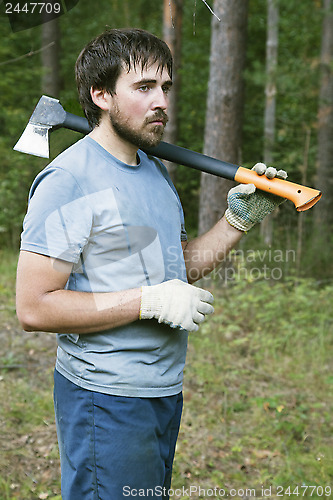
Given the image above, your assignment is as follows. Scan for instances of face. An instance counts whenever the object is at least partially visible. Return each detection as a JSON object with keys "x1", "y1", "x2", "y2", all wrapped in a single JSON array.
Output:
[{"x1": 107, "y1": 63, "x2": 172, "y2": 149}]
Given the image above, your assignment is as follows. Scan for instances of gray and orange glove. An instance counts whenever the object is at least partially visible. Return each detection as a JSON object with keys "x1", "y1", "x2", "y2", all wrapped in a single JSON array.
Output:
[
  {"x1": 225, "y1": 163, "x2": 288, "y2": 232},
  {"x1": 140, "y1": 279, "x2": 214, "y2": 332}
]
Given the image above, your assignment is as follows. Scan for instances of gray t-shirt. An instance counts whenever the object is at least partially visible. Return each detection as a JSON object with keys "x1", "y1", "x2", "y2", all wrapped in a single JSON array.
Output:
[{"x1": 21, "y1": 136, "x2": 189, "y2": 397}]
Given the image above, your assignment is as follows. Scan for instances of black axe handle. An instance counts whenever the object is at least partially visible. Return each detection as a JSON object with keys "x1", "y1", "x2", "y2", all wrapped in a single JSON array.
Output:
[
  {"x1": 58, "y1": 111, "x2": 321, "y2": 212},
  {"x1": 59, "y1": 111, "x2": 237, "y2": 179},
  {"x1": 57, "y1": 111, "x2": 91, "y2": 135}
]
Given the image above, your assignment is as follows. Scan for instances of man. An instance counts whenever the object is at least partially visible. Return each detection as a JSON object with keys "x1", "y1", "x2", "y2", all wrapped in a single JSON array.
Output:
[{"x1": 16, "y1": 28, "x2": 286, "y2": 499}]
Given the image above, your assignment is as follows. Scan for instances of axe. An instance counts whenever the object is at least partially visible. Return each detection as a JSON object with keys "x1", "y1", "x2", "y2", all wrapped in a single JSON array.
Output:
[{"x1": 14, "y1": 95, "x2": 321, "y2": 211}]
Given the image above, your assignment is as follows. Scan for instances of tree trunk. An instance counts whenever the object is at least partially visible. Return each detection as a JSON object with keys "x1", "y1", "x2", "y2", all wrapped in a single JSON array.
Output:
[
  {"x1": 260, "y1": 0, "x2": 279, "y2": 245},
  {"x1": 163, "y1": 0, "x2": 183, "y2": 182},
  {"x1": 198, "y1": 0, "x2": 249, "y2": 235},
  {"x1": 315, "y1": 0, "x2": 333, "y2": 227},
  {"x1": 41, "y1": 17, "x2": 61, "y2": 97}
]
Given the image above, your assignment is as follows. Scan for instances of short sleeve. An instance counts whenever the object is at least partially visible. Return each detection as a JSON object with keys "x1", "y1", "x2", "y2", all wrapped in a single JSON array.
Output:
[{"x1": 21, "y1": 167, "x2": 93, "y2": 263}]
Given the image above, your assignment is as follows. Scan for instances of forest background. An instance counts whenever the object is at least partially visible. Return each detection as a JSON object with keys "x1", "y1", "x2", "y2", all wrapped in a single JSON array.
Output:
[
  {"x1": 0, "y1": 1, "x2": 332, "y2": 499},
  {"x1": 0, "y1": 0, "x2": 332, "y2": 278}
]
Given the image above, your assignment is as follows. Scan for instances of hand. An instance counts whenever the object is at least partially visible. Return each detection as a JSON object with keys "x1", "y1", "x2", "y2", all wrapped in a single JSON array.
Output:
[
  {"x1": 140, "y1": 279, "x2": 214, "y2": 332},
  {"x1": 225, "y1": 163, "x2": 288, "y2": 232}
]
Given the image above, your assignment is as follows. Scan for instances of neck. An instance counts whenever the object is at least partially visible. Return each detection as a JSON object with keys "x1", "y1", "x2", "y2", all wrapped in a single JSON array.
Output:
[{"x1": 88, "y1": 120, "x2": 138, "y2": 166}]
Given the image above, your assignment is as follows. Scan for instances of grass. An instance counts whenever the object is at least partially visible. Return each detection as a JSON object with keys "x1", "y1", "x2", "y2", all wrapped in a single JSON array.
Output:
[
  {"x1": 172, "y1": 279, "x2": 333, "y2": 499},
  {"x1": 0, "y1": 250, "x2": 332, "y2": 499},
  {"x1": 0, "y1": 250, "x2": 17, "y2": 321}
]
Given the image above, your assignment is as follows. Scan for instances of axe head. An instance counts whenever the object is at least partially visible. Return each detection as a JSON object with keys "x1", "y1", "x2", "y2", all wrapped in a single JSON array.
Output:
[{"x1": 14, "y1": 95, "x2": 67, "y2": 158}]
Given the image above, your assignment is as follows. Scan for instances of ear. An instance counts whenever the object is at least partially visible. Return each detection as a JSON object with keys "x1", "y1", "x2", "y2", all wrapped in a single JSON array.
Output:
[{"x1": 90, "y1": 87, "x2": 111, "y2": 111}]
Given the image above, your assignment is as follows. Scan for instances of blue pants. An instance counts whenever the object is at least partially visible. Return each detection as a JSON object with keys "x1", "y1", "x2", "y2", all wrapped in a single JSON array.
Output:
[{"x1": 54, "y1": 370, "x2": 183, "y2": 500}]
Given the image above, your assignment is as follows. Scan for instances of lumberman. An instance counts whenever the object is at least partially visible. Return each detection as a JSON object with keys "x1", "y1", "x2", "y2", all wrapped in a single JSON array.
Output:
[{"x1": 16, "y1": 28, "x2": 286, "y2": 499}]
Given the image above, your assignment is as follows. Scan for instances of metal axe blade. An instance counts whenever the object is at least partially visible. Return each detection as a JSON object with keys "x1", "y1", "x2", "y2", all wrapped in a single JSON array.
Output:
[
  {"x1": 14, "y1": 122, "x2": 52, "y2": 158},
  {"x1": 13, "y1": 95, "x2": 91, "y2": 158}
]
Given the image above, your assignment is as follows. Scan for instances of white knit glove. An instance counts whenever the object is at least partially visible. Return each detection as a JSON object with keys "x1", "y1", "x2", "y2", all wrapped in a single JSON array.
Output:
[
  {"x1": 140, "y1": 279, "x2": 214, "y2": 332},
  {"x1": 225, "y1": 163, "x2": 288, "y2": 232}
]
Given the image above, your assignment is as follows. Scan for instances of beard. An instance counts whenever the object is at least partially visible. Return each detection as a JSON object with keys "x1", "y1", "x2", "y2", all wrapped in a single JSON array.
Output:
[{"x1": 108, "y1": 107, "x2": 169, "y2": 150}]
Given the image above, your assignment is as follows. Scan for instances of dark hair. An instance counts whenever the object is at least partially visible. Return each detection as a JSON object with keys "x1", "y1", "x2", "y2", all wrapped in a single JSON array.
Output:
[{"x1": 75, "y1": 28, "x2": 173, "y2": 128}]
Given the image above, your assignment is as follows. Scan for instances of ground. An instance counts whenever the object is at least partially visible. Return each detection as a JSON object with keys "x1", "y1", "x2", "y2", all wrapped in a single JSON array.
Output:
[{"x1": 0, "y1": 313, "x2": 61, "y2": 500}]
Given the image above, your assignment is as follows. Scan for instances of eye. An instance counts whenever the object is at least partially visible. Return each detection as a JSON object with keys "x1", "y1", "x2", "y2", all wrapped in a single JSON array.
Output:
[
  {"x1": 162, "y1": 85, "x2": 172, "y2": 94},
  {"x1": 138, "y1": 85, "x2": 150, "y2": 92}
]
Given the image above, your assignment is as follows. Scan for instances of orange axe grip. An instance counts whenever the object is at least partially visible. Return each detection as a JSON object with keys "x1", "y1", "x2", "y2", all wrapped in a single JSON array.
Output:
[
  {"x1": 146, "y1": 142, "x2": 322, "y2": 212},
  {"x1": 234, "y1": 167, "x2": 322, "y2": 212}
]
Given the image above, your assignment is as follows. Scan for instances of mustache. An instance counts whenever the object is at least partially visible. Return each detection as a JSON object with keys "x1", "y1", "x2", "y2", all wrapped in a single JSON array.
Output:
[{"x1": 146, "y1": 111, "x2": 169, "y2": 126}]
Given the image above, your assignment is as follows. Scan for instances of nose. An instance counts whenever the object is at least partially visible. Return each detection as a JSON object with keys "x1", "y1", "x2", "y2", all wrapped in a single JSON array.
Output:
[{"x1": 152, "y1": 87, "x2": 168, "y2": 111}]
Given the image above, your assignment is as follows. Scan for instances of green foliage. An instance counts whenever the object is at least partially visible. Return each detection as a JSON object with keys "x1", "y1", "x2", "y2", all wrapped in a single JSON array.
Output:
[
  {"x1": 243, "y1": 0, "x2": 322, "y2": 178},
  {"x1": 0, "y1": 249, "x2": 17, "y2": 320},
  {"x1": 0, "y1": 16, "x2": 47, "y2": 248},
  {"x1": 178, "y1": 0, "x2": 211, "y2": 152},
  {"x1": 242, "y1": 0, "x2": 324, "y2": 244},
  {"x1": 175, "y1": 1, "x2": 211, "y2": 232}
]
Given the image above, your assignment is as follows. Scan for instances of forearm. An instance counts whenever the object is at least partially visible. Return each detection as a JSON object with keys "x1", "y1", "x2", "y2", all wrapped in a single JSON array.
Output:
[
  {"x1": 16, "y1": 250, "x2": 142, "y2": 334},
  {"x1": 18, "y1": 287, "x2": 141, "y2": 334},
  {"x1": 183, "y1": 215, "x2": 243, "y2": 283}
]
